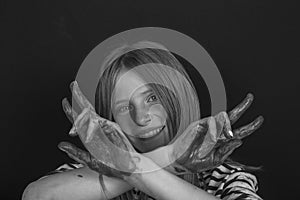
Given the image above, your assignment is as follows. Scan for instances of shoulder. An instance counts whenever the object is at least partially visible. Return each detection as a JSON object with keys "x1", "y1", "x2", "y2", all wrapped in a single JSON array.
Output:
[{"x1": 198, "y1": 163, "x2": 263, "y2": 200}]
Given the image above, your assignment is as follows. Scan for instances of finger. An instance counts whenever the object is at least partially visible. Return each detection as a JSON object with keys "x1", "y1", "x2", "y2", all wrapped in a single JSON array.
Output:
[
  {"x1": 62, "y1": 98, "x2": 78, "y2": 132},
  {"x1": 69, "y1": 108, "x2": 90, "y2": 136},
  {"x1": 214, "y1": 112, "x2": 234, "y2": 139},
  {"x1": 228, "y1": 93, "x2": 254, "y2": 125},
  {"x1": 62, "y1": 99, "x2": 79, "y2": 137},
  {"x1": 85, "y1": 116, "x2": 101, "y2": 143},
  {"x1": 233, "y1": 116, "x2": 264, "y2": 139},
  {"x1": 58, "y1": 141, "x2": 92, "y2": 165},
  {"x1": 70, "y1": 81, "x2": 95, "y2": 111},
  {"x1": 217, "y1": 139, "x2": 243, "y2": 163}
]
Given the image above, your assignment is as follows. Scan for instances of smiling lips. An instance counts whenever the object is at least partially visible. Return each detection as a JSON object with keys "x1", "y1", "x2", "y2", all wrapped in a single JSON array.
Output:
[{"x1": 138, "y1": 126, "x2": 165, "y2": 138}]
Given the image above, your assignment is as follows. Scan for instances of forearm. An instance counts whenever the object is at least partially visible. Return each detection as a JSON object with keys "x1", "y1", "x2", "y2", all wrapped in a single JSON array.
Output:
[
  {"x1": 142, "y1": 145, "x2": 172, "y2": 168},
  {"x1": 21, "y1": 147, "x2": 177, "y2": 200},
  {"x1": 22, "y1": 166, "x2": 132, "y2": 200},
  {"x1": 124, "y1": 156, "x2": 219, "y2": 200}
]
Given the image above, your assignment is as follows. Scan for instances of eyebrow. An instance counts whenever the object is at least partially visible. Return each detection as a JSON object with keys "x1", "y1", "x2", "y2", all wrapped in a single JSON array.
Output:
[{"x1": 114, "y1": 88, "x2": 153, "y2": 106}]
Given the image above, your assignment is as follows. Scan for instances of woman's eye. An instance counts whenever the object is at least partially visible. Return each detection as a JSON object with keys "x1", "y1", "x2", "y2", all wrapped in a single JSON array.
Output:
[
  {"x1": 147, "y1": 94, "x2": 158, "y2": 103},
  {"x1": 119, "y1": 105, "x2": 131, "y2": 112}
]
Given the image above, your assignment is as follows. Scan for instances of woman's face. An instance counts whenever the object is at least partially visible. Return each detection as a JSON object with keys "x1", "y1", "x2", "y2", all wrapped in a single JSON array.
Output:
[{"x1": 112, "y1": 70, "x2": 170, "y2": 153}]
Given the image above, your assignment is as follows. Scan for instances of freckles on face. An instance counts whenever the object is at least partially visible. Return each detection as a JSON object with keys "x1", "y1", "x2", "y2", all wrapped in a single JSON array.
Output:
[{"x1": 111, "y1": 70, "x2": 170, "y2": 152}]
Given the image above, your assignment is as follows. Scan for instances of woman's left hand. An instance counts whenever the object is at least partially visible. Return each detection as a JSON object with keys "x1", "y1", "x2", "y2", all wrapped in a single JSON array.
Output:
[{"x1": 167, "y1": 94, "x2": 264, "y2": 175}]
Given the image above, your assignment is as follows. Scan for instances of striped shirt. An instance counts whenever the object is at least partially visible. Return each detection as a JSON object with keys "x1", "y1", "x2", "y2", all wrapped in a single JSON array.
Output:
[{"x1": 47, "y1": 162, "x2": 262, "y2": 200}]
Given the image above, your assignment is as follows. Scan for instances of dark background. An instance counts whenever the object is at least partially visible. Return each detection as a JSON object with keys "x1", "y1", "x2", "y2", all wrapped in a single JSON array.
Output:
[{"x1": 1, "y1": 0, "x2": 299, "y2": 199}]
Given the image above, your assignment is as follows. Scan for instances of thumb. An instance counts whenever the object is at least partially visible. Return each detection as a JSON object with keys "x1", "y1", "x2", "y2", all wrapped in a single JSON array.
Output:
[
  {"x1": 62, "y1": 98, "x2": 78, "y2": 137},
  {"x1": 58, "y1": 141, "x2": 91, "y2": 165}
]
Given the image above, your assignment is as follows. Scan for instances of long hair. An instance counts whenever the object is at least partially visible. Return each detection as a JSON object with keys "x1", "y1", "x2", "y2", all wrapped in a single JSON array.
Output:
[
  {"x1": 95, "y1": 41, "x2": 200, "y2": 145},
  {"x1": 95, "y1": 42, "x2": 201, "y2": 198}
]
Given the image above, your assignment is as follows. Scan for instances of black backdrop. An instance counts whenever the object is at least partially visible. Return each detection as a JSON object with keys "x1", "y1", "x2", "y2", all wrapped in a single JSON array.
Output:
[{"x1": 1, "y1": 0, "x2": 299, "y2": 199}]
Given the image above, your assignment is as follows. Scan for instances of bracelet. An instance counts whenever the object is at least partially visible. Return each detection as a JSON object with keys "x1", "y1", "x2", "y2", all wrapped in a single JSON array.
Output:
[{"x1": 99, "y1": 175, "x2": 108, "y2": 200}]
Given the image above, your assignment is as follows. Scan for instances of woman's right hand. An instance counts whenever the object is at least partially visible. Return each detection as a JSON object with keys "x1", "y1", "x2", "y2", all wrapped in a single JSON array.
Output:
[{"x1": 58, "y1": 81, "x2": 140, "y2": 180}]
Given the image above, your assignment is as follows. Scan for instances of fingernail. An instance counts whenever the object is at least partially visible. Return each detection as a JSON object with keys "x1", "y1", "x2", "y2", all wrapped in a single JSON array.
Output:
[
  {"x1": 70, "y1": 82, "x2": 74, "y2": 91},
  {"x1": 247, "y1": 93, "x2": 254, "y2": 99},
  {"x1": 69, "y1": 126, "x2": 77, "y2": 135},
  {"x1": 258, "y1": 116, "x2": 264, "y2": 122},
  {"x1": 62, "y1": 99, "x2": 71, "y2": 113},
  {"x1": 228, "y1": 130, "x2": 233, "y2": 137}
]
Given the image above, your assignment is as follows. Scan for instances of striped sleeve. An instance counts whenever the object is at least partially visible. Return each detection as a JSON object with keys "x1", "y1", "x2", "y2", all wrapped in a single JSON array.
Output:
[{"x1": 200, "y1": 163, "x2": 263, "y2": 200}]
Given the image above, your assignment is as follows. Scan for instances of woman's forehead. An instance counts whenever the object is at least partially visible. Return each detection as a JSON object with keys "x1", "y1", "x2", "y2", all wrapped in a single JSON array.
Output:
[{"x1": 113, "y1": 70, "x2": 150, "y2": 101}]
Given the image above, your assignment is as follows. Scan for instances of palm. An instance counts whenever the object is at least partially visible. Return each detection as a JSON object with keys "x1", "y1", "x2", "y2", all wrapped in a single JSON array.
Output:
[{"x1": 168, "y1": 94, "x2": 264, "y2": 174}]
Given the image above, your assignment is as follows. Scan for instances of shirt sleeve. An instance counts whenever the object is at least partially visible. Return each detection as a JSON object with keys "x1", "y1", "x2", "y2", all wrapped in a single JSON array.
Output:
[
  {"x1": 202, "y1": 163, "x2": 263, "y2": 200},
  {"x1": 219, "y1": 170, "x2": 262, "y2": 200}
]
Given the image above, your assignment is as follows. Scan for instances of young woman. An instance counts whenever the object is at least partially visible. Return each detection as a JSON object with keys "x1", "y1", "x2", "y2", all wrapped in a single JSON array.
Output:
[{"x1": 22, "y1": 41, "x2": 264, "y2": 200}]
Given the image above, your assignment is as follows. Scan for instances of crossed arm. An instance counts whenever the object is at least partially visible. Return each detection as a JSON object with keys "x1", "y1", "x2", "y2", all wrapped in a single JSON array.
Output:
[
  {"x1": 22, "y1": 165, "x2": 130, "y2": 200},
  {"x1": 22, "y1": 140, "x2": 219, "y2": 200},
  {"x1": 22, "y1": 82, "x2": 263, "y2": 200},
  {"x1": 22, "y1": 159, "x2": 219, "y2": 200}
]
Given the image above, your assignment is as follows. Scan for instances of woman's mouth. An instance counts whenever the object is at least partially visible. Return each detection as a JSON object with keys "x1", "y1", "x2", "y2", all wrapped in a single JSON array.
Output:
[{"x1": 138, "y1": 126, "x2": 165, "y2": 139}]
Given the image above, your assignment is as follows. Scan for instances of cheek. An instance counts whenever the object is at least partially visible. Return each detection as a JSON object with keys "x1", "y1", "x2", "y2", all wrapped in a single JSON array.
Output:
[
  {"x1": 149, "y1": 104, "x2": 168, "y2": 122},
  {"x1": 113, "y1": 104, "x2": 168, "y2": 135},
  {"x1": 114, "y1": 114, "x2": 135, "y2": 135}
]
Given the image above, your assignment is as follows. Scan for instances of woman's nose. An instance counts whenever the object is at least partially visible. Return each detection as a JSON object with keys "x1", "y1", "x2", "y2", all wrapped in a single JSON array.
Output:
[{"x1": 130, "y1": 107, "x2": 151, "y2": 126}]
